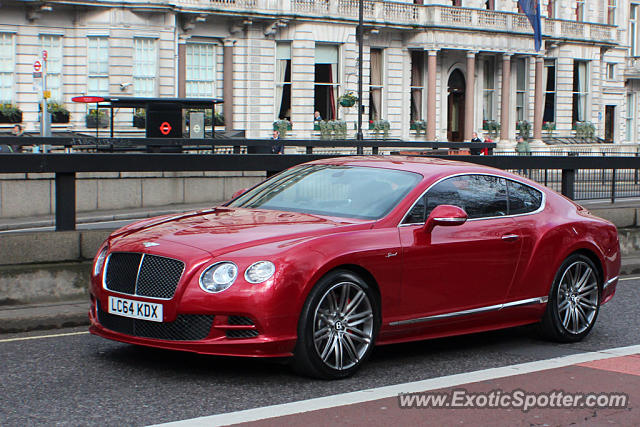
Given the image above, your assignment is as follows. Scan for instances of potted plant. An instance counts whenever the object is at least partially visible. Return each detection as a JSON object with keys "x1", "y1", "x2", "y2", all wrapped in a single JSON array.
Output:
[
  {"x1": 317, "y1": 120, "x2": 332, "y2": 140},
  {"x1": 47, "y1": 102, "x2": 70, "y2": 123},
  {"x1": 575, "y1": 121, "x2": 595, "y2": 138},
  {"x1": 133, "y1": 109, "x2": 146, "y2": 128},
  {"x1": 85, "y1": 109, "x2": 109, "y2": 128},
  {"x1": 273, "y1": 119, "x2": 291, "y2": 138},
  {"x1": 0, "y1": 104, "x2": 23, "y2": 123},
  {"x1": 338, "y1": 91, "x2": 358, "y2": 108},
  {"x1": 516, "y1": 120, "x2": 532, "y2": 140},
  {"x1": 372, "y1": 119, "x2": 390, "y2": 139},
  {"x1": 330, "y1": 120, "x2": 347, "y2": 139},
  {"x1": 485, "y1": 120, "x2": 500, "y2": 139},
  {"x1": 542, "y1": 121, "x2": 555, "y2": 138},
  {"x1": 412, "y1": 120, "x2": 427, "y2": 136}
]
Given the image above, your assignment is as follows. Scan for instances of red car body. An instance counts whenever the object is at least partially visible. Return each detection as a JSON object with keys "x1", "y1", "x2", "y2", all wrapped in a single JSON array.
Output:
[{"x1": 89, "y1": 156, "x2": 620, "y2": 361}]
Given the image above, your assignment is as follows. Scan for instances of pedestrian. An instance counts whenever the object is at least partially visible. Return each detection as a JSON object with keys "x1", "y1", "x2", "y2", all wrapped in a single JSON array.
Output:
[
  {"x1": 469, "y1": 131, "x2": 482, "y2": 155},
  {"x1": 271, "y1": 129, "x2": 283, "y2": 154},
  {"x1": 0, "y1": 124, "x2": 23, "y2": 153},
  {"x1": 314, "y1": 111, "x2": 322, "y2": 121}
]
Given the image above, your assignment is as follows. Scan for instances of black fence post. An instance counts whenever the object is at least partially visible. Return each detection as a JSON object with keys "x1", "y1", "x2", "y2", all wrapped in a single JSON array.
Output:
[
  {"x1": 611, "y1": 169, "x2": 616, "y2": 204},
  {"x1": 55, "y1": 172, "x2": 76, "y2": 231},
  {"x1": 561, "y1": 169, "x2": 576, "y2": 200}
]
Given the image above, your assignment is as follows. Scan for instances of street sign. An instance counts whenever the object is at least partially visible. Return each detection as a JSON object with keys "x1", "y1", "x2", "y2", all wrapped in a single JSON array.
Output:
[
  {"x1": 43, "y1": 90, "x2": 51, "y2": 99},
  {"x1": 33, "y1": 72, "x2": 42, "y2": 79},
  {"x1": 190, "y1": 112, "x2": 205, "y2": 139},
  {"x1": 34, "y1": 61, "x2": 42, "y2": 72},
  {"x1": 71, "y1": 96, "x2": 105, "y2": 103},
  {"x1": 42, "y1": 50, "x2": 48, "y2": 61},
  {"x1": 159, "y1": 121, "x2": 172, "y2": 135}
]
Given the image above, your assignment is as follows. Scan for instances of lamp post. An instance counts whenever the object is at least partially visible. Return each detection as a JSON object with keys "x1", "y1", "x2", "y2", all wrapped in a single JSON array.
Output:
[{"x1": 356, "y1": 0, "x2": 364, "y2": 154}]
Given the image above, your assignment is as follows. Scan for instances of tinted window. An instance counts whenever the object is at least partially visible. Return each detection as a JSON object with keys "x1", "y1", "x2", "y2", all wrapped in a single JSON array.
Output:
[
  {"x1": 507, "y1": 180, "x2": 543, "y2": 214},
  {"x1": 229, "y1": 165, "x2": 421, "y2": 220}
]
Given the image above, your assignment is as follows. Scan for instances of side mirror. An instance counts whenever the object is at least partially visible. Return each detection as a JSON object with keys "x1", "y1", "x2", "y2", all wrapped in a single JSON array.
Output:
[
  {"x1": 424, "y1": 205, "x2": 468, "y2": 233},
  {"x1": 231, "y1": 188, "x2": 248, "y2": 199}
]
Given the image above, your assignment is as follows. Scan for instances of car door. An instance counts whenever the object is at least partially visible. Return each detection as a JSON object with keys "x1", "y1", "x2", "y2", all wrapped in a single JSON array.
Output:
[{"x1": 398, "y1": 174, "x2": 523, "y2": 321}]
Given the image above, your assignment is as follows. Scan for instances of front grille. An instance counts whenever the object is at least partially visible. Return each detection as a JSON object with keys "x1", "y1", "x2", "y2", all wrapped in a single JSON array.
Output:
[
  {"x1": 97, "y1": 304, "x2": 213, "y2": 341},
  {"x1": 226, "y1": 329, "x2": 259, "y2": 339},
  {"x1": 228, "y1": 316, "x2": 254, "y2": 326},
  {"x1": 105, "y1": 252, "x2": 184, "y2": 299}
]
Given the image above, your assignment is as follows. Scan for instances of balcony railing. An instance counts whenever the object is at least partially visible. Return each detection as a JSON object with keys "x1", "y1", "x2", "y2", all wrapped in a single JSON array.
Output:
[{"x1": 171, "y1": 0, "x2": 618, "y2": 45}]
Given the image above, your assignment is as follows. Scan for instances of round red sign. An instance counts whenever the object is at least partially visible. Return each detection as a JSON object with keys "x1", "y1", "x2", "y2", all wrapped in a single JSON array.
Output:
[
  {"x1": 160, "y1": 121, "x2": 172, "y2": 135},
  {"x1": 34, "y1": 61, "x2": 42, "y2": 72}
]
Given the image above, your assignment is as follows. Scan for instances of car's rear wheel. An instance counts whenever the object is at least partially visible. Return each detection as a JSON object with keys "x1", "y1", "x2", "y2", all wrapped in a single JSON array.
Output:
[
  {"x1": 293, "y1": 270, "x2": 379, "y2": 379},
  {"x1": 540, "y1": 254, "x2": 601, "y2": 342}
]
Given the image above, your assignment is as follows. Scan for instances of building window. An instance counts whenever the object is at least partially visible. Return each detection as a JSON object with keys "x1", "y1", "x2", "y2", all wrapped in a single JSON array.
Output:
[
  {"x1": 87, "y1": 37, "x2": 109, "y2": 97},
  {"x1": 186, "y1": 43, "x2": 215, "y2": 98},
  {"x1": 626, "y1": 93, "x2": 635, "y2": 142},
  {"x1": 547, "y1": 0, "x2": 555, "y2": 18},
  {"x1": 483, "y1": 57, "x2": 495, "y2": 122},
  {"x1": 276, "y1": 42, "x2": 291, "y2": 120},
  {"x1": 572, "y1": 60, "x2": 588, "y2": 124},
  {"x1": 543, "y1": 59, "x2": 556, "y2": 123},
  {"x1": 40, "y1": 35, "x2": 62, "y2": 102},
  {"x1": 515, "y1": 58, "x2": 527, "y2": 123},
  {"x1": 608, "y1": 0, "x2": 616, "y2": 25},
  {"x1": 0, "y1": 33, "x2": 14, "y2": 103},
  {"x1": 631, "y1": 4, "x2": 639, "y2": 56},
  {"x1": 133, "y1": 38, "x2": 157, "y2": 97},
  {"x1": 314, "y1": 44, "x2": 339, "y2": 121},
  {"x1": 452, "y1": 0, "x2": 461, "y2": 6},
  {"x1": 369, "y1": 48, "x2": 383, "y2": 122},
  {"x1": 410, "y1": 50, "x2": 424, "y2": 124},
  {"x1": 485, "y1": 0, "x2": 494, "y2": 10},
  {"x1": 606, "y1": 63, "x2": 615, "y2": 81},
  {"x1": 576, "y1": 0, "x2": 584, "y2": 21}
]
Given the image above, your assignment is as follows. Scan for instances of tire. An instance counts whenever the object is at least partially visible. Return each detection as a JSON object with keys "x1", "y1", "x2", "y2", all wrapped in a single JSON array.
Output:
[
  {"x1": 293, "y1": 270, "x2": 380, "y2": 379},
  {"x1": 539, "y1": 254, "x2": 601, "y2": 342}
]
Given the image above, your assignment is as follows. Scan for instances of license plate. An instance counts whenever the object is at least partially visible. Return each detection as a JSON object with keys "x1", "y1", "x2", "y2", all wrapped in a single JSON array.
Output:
[{"x1": 108, "y1": 296, "x2": 163, "y2": 322}]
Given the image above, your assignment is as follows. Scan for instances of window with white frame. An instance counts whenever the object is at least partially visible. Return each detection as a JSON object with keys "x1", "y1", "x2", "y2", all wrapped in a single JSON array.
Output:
[
  {"x1": 133, "y1": 38, "x2": 157, "y2": 97},
  {"x1": 547, "y1": 0, "x2": 555, "y2": 19},
  {"x1": 572, "y1": 60, "x2": 588, "y2": 124},
  {"x1": 369, "y1": 48, "x2": 383, "y2": 122},
  {"x1": 275, "y1": 42, "x2": 291, "y2": 120},
  {"x1": 410, "y1": 50, "x2": 424, "y2": 125},
  {"x1": 631, "y1": 4, "x2": 640, "y2": 56},
  {"x1": 186, "y1": 43, "x2": 215, "y2": 98},
  {"x1": 608, "y1": 0, "x2": 616, "y2": 25},
  {"x1": 314, "y1": 44, "x2": 339, "y2": 121},
  {"x1": 0, "y1": 33, "x2": 14, "y2": 103},
  {"x1": 543, "y1": 59, "x2": 556, "y2": 124},
  {"x1": 576, "y1": 0, "x2": 584, "y2": 21},
  {"x1": 626, "y1": 93, "x2": 635, "y2": 142},
  {"x1": 40, "y1": 34, "x2": 62, "y2": 102},
  {"x1": 87, "y1": 37, "x2": 109, "y2": 96},
  {"x1": 515, "y1": 57, "x2": 527, "y2": 123},
  {"x1": 483, "y1": 56, "x2": 495, "y2": 122},
  {"x1": 606, "y1": 63, "x2": 615, "y2": 81}
]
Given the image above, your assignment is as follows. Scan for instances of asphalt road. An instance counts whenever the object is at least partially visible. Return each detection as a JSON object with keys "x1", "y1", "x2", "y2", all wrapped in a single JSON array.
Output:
[{"x1": 1, "y1": 277, "x2": 639, "y2": 426}]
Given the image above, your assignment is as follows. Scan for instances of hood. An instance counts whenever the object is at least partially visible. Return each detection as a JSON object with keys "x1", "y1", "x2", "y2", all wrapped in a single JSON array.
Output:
[{"x1": 109, "y1": 207, "x2": 371, "y2": 256}]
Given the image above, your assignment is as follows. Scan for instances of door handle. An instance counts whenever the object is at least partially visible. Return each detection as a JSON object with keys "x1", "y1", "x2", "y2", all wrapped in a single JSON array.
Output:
[{"x1": 501, "y1": 234, "x2": 519, "y2": 241}]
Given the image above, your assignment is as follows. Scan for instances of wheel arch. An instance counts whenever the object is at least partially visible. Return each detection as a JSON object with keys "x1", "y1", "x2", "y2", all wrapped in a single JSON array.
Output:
[{"x1": 568, "y1": 247, "x2": 605, "y2": 290}]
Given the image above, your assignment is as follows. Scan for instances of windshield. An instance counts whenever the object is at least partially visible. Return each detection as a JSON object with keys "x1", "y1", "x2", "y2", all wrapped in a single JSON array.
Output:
[{"x1": 228, "y1": 164, "x2": 422, "y2": 220}]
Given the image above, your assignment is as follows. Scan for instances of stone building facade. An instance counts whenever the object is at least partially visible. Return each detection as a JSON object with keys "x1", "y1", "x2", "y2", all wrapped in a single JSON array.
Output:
[{"x1": 0, "y1": 0, "x2": 637, "y2": 148}]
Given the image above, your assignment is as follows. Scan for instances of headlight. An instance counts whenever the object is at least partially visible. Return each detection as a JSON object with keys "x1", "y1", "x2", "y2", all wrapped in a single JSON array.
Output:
[
  {"x1": 244, "y1": 261, "x2": 276, "y2": 284},
  {"x1": 93, "y1": 246, "x2": 108, "y2": 277},
  {"x1": 200, "y1": 262, "x2": 238, "y2": 293}
]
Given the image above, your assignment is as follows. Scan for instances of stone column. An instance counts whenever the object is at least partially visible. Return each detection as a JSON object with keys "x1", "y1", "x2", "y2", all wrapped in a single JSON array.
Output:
[
  {"x1": 464, "y1": 51, "x2": 476, "y2": 141},
  {"x1": 532, "y1": 55, "x2": 545, "y2": 144},
  {"x1": 177, "y1": 37, "x2": 188, "y2": 98},
  {"x1": 427, "y1": 50, "x2": 438, "y2": 141},
  {"x1": 500, "y1": 53, "x2": 511, "y2": 143},
  {"x1": 223, "y1": 38, "x2": 236, "y2": 130}
]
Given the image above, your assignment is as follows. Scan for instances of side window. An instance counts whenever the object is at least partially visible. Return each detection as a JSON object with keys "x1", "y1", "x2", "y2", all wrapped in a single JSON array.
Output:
[
  {"x1": 507, "y1": 180, "x2": 543, "y2": 214},
  {"x1": 454, "y1": 175, "x2": 508, "y2": 219},
  {"x1": 404, "y1": 194, "x2": 426, "y2": 224}
]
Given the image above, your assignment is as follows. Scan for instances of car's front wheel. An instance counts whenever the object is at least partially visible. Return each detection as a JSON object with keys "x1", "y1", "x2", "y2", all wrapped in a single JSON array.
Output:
[
  {"x1": 293, "y1": 270, "x2": 380, "y2": 379},
  {"x1": 540, "y1": 254, "x2": 601, "y2": 342}
]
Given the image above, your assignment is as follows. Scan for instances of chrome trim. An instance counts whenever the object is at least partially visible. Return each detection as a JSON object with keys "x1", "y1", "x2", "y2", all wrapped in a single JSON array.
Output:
[
  {"x1": 134, "y1": 253, "x2": 145, "y2": 295},
  {"x1": 433, "y1": 217, "x2": 466, "y2": 223},
  {"x1": 388, "y1": 296, "x2": 549, "y2": 326},
  {"x1": 501, "y1": 234, "x2": 520, "y2": 240},
  {"x1": 603, "y1": 276, "x2": 619, "y2": 290},
  {"x1": 399, "y1": 172, "x2": 546, "y2": 227}
]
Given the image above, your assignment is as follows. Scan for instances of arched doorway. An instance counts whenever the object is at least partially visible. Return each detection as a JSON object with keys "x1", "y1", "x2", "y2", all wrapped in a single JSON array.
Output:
[{"x1": 447, "y1": 69, "x2": 466, "y2": 142}]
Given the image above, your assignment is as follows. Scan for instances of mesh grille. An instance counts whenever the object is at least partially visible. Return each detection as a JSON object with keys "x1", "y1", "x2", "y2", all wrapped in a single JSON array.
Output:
[
  {"x1": 228, "y1": 316, "x2": 254, "y2": 326},
  {"x1": 137, "y1": 255, "x2": 184, "y2": 299},
  {"x1": 97, "y1": 305, "x2": 213, "y2": 341},
  {"x1": 105, "y1": 253, "x2": 141, "y2": 295},
  {"x1": 226, "y1": 329, "x2": 259, "y2": 339},
  {"x1": 104, "y1": 252, "x2": 184, "y2": 299}
]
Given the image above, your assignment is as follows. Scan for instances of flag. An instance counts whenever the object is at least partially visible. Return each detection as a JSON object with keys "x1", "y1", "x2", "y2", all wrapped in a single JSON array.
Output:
[{"x1": 518, "y1": 0, "x2": 542, "y2": 51}]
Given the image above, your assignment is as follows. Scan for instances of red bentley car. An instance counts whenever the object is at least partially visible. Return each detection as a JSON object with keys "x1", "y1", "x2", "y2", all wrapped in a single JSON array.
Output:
[{"x1": 89, "y1": 156, "x2": 620, "y2": 379}]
